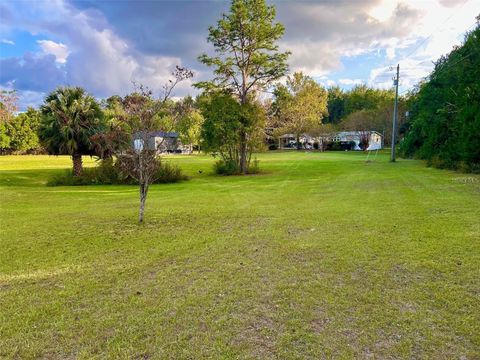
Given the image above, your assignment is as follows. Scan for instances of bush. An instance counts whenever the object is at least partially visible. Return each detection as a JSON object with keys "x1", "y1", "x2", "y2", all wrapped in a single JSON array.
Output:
[
  {"x1": 213, "y1": 158, "x2": 260, "y2": 175},
  {"x1": 268, "y1": 143, "x2": 277, "y2": 150},
  {"x1": 47, "y1": 158, "x2": 188, "y2": 186},
  {"x1": 214, "y1": 159, "x2": 240, "y2": 175},
  {"x1": 155, "y1": 162, "x2": 189, "y2": 183},
  {"x1": 326, "y1": 141, "x2": 355, "y2": 151}
]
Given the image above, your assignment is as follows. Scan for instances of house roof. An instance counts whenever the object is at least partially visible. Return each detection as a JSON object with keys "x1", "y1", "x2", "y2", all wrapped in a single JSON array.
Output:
[
  {"x1": 336, "y1": 131, "x2": 383, "y2": 137},
  {"x1": 149, "y1": 131, "x2": 179, "y2": 138},
  {"x1": 133, "y1": 131, "x2": 179, "y2": 139}
]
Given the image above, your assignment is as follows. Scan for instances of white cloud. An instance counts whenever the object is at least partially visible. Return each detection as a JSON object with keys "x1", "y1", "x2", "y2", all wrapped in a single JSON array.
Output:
[
  {"x1": 386, "y1": 46, "x2": 395, "y2": 60},
  {"x1": 369, "y1": 1, "x2": 397, "y2": 22},
  {"x1": 276, "y1": 1, "x2": 423, "y2": 77},
  {"x1": 1, "y1": 39, "x2": 14, "y2": 45},
  {"x1": 368, "y1": 58, "x2": 432, "y2": 91},
  {"x1": 326, "y1": 79, "x2": 337, "y2": 87},
  {"x1": 367, "y1": 0, "x2": 480, "y2": 92},
  {"x1": 37, "y1": 40, "x2": 69, "y2": 64},
  {"x1": 276, "y1": 0, "x2": 479, "y2": 91},
  {"x1": 339, "y1": 78, "x2": 364, "y2": 86},
  {"x1": 12, "y1": 1, "x2": 191, "y2": 99}
]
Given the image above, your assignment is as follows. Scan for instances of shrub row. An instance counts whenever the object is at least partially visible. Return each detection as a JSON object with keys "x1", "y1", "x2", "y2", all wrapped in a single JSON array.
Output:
[{"x1": 47, "y1": 158, "x2": 188, "y2": 186}]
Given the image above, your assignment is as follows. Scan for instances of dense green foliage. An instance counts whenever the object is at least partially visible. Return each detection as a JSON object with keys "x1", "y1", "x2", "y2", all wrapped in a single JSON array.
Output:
[
  {"x1": 1, "y1": 153, "x2": 479, "y2": 358},
  {"x1": 401, "y1": 22, "x2": 480, "y2": 172},
  {"x1": 324, "y1": 85, "x2": 396, "y2": 125},
  {"x1": 200, "y1": 92, "x2": 265, "y2": 174},
  {"x1": 6, "y1": 108, "x2": 41, "y2": 152},
  {"x1": 326, "y1": 86, "x2": 346, "y2": 124},
  {"x1": 0, "y1": 91, "x2": 42, "y2": 153},
  {"x1": 39, "y1": 87, "x2": 105, "y2": 175},
  {"x1": 173, "y1": 96, "x2": 204, "y2": 150}
]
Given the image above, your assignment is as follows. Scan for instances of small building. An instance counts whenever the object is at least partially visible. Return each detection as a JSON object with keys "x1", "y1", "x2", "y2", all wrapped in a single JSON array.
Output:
[
  {"x1": 278, "y1": 133, "x2": 315, "y2": 149},
  {"x1": 133, "y1": 131, "x2": 190, "y2": 154}
]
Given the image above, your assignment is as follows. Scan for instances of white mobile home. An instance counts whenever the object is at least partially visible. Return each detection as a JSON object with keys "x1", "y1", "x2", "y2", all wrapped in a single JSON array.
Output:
[{"x1": 333, "y1": 131, "x2": 383, "y2": 150}]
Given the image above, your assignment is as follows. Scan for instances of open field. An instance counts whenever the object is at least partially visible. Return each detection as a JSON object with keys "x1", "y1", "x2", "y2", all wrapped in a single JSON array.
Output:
[{"x1": 0, "y1": 152, "x2": 479, "y2": 359}]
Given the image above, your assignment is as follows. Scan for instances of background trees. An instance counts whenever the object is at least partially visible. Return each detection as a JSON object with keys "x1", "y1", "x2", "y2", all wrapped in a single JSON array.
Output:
[
  {"x1": 39, "y1": 87, "x2": 105, "y2": 176},
  {"x1": 7, "y1": 108, "x2": 41, "y2": 152},
  {"x1": 401, "y1": 19, "x2": 480, "y2": 172},
  {"x1": 0, "y1": 90, "x2": 18, "y2": 151},
  {"x1": 325, "y1": 86, "x2": 346, "y2": 124},
  {"x1": 174, "y1": 96, "x2": 204, "y2": 151},
  {"x1": 196, "y1": 0, "x2": 289, "y2": 173},
  {"x1": 272, "y1": 72, "x2": 328, "y2": 148}
]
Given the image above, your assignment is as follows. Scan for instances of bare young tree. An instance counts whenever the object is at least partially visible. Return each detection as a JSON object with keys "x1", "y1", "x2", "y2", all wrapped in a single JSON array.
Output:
[{"x1": 116, "y1": 67, "x2": 193, "y2": 223}]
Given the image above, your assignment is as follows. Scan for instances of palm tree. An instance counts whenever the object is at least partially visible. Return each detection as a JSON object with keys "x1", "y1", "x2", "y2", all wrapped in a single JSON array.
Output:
[{"x1": 39, "y1": 87, "x2": 104, "y2": 176}]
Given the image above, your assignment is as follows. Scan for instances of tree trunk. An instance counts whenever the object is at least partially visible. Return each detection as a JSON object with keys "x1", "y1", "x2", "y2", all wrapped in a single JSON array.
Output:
[
  {"x1": 296, "y1": 134, "x2": 301, "y2": 150},
  {"x1": 72, "y1": 153, "x2": 83, "y2": 176},
  {"x1": 239, "y1": 92, "x2": 248, "y2": 175},
  {"x1": 239, "y1": 131, "x2": 247, "y2": 174},
  {"x1": 138, "y1": 182, "x2": 149, "y2": 223}
]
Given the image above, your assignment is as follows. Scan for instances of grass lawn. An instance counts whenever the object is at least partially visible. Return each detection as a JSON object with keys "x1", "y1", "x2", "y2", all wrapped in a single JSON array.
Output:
[{"x1": 0, "y1": 151, "x2": 479, "y2": 359}]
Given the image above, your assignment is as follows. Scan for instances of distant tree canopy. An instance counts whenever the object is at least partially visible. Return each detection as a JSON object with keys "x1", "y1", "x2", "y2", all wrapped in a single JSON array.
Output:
[
  {"x1": 401, "y1": 19, "x2": 480, "y2": 172},
  {"x1": 0, "y1": 90, "x2": 18, "y2": 151},
  {"x1": 272, "y1": 72, "x2": 328, "y2": 147},
  {"x1": 0, "y1": 91, "x2": 42, "y2": 153},
  {"x1": 173, "y1": 96, "x2": 204, "y2": 150},
  {"x1": 7, "y1": 108, "x2": 41, "y2": 152},
  {"x1": 324, "y1": 85, "x2": 395, "y2": 125}
]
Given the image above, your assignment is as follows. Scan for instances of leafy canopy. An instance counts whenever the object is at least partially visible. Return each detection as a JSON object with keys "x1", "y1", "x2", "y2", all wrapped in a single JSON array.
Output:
[
  {"x1": 39, "y1": 87, "x2": 104, "y2": 156},
  {"x1": 196, "y1": 0, "x2": 289, "y2": 102},
  {"x1": 273, "y1": 72, "x2": 328, "y2": 139}
]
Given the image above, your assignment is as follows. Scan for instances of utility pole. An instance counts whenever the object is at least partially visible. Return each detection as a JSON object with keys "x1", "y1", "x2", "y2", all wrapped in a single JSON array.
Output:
[{"x1": 391, "y1": 64, "x2": 399, "y2": 162}]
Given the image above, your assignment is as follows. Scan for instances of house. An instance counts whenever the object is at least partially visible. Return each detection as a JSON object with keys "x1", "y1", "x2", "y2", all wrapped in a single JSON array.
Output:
[
  {"x1": 333, "y1": 131, "x2": 383, "y2": 150},
  {"x1": 278, "y1": 133, "x2": 315, "y2": 149},
  {"x1": 133, "y1": 131, "x2": 191, "y2": 154},
  {"x1": 276, "y1": 131, "x2": 383, "y2": 151}
]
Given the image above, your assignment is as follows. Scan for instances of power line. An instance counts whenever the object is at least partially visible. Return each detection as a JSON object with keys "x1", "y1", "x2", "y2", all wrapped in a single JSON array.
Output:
[{"x1": 398, "y1": 44, "x2": 479, "y2": 96}]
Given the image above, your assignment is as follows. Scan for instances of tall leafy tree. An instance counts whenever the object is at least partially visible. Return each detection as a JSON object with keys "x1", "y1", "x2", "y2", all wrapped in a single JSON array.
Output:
[
  {"x1": 196, "y1": 0, "x2": 289, "y2": 173},
  {"x1": 39, "y1": 87, "x2": 104, "y2": 176},
  {"x1": 273, "y1": 72, "x2": 328, "y2": 148}
]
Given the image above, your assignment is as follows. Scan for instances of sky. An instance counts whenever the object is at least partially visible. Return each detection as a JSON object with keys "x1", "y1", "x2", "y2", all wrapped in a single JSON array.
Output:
[{"x1": 0, "y1": 0, "x2": 479, "y2": 110}]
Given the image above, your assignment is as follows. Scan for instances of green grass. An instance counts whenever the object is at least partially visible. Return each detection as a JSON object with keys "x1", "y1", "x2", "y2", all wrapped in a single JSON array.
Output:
[{"x1": 0, "y1": 151, "x2": 479, "y2": 359}]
